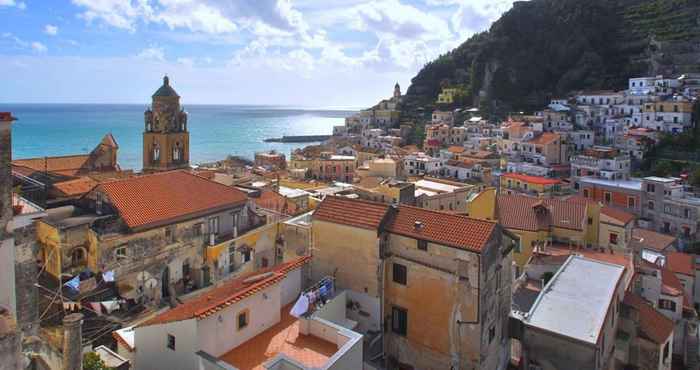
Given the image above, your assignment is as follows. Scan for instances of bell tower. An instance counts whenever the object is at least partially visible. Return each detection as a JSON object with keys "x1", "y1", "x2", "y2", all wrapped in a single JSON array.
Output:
[
  {"x1": 143, "y1": 76, "x2": 189, "y2": 172},
  {"x1": 393, "y1": 82, "x2": 401, "y2": 99}
]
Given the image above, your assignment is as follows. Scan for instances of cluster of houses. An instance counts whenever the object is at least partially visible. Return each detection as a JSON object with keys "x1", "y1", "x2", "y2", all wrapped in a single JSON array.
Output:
[{"x1": 1, "y1": 73, "x2": 700, "y2": 370}]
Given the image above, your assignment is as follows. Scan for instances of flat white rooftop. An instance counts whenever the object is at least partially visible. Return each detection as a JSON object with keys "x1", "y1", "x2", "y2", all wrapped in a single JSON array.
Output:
[
  {"x1": 525, "y1": 255, "x2": 624, "y2": 345},
  {"x1": 413, "y1": 179, "x2": 461, "y2": 194},
  {"x1": 579, "y1": 176, "x2": 642, "y2": 191}
]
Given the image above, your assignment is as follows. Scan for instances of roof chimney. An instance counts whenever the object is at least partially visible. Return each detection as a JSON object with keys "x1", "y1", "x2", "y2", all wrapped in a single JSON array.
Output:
[{"x1": 62, "y1": 313, "x2": 84, "y2": 370}]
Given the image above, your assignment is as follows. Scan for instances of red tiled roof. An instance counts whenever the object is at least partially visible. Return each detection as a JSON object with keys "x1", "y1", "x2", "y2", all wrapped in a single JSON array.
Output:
[
  {"x1": 623, "y1": 293, "x2": 673, "y2": 345},
  {"x1": 313, "y1": 196, "x2": 390, "y2": 230},
  {"x1": 447, "y1": 146, "x2": 466, "y2": 153},
  {"x1": 501, "y1": 173, "x2": 561, "y2": 186},
  {"x1": 537, "y1": 244, "x2": 633, "y2": 271},
  {"x1": 98, "y1": 170, "x2": 248, "y2": 230},
  {"x1": 52, "y1": 177, "x2": 98, "y2": 197},
  {"x1": 0, "y1": 112, "x2": 17, "y2": 122},
  {"x1": 139, "y1": 256, "x2": 311, "y2": 327},
  {"x1": 631, "y1": 228, "x2": 676, "y2": 252},
  {"x1": 13, "y1": 154, "x2": 91, "y2": 177},
  {"x1": 385, "y1": 205, "x2": 496, "y2": 253},
  {"x1": 100, "y1": 133, "x2": 119, "y2": 148},
  {"x1": 600, "y1": 206, "x2": 635, "y2": 225},
  {"x1": 665, "y1": 252, "x2": 695, "y2": 276},
  {"x1": 496, "y1": 195, "x2": 586, "y2": 232},
  {"x1": 527, "y1": 132, "x2": 559, "y2": 145},
  {"x1": 446, "y1": 159, "x2": 478, "y2": 169}
]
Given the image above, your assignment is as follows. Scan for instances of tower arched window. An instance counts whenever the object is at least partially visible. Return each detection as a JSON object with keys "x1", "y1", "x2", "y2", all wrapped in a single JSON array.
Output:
[
  {"x1": 153, "y1": 143, "x2": 160, "y2": 163},
  {"x1": 173, "y1": 142, "x2": 182, "y2": 161}
]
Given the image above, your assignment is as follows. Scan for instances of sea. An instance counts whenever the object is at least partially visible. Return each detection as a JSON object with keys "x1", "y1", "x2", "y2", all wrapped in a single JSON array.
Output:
[{"x1": 4, "y1": 104, "x2": 357, "y2": 170}]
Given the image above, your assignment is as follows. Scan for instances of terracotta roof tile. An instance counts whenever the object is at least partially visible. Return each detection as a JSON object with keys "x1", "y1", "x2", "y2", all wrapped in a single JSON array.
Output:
[
  {"x1": 623, "y1": 293, "x2": 673, "y2": 345},
  {"x1": 313, "y1": 196, "x2": 390, "y2": 230},
  {"x1": 13, "y1": 154, "x2": 91, "y2": 177},
  {"x1": 447, "y1": 146, "x2": 466, "y2": 153},
  {"x1": 600, "y1": 206, "x2": 635, "y2": 225},
  {"x1": 254, "y1": 190, "x2": 300, "y2": 215},
  {"x1": 139, "y1": 257, "x2": 311, "y2": 327},
  {"x1": 527, "y1": 132, "x2": 560, "y2": 145},
  {"x1": 496, "y1": 195, "x2": 586, "y2": 232},
  {"x1": 631, "y1": 228, "x2": 676, "y2": 252},
  {"x1": 52, "y1": 177, "x2": 99, "y2": 197},
  {"x1": 665, "y1": 252, "x2": 695, "y2": 276},
  {"x1": 501, "y1": 173, "x2": 561, "y2": 186},
  {"x1": 98, "y1": 170, "x2": 247, "y2": 230},
  {"x1": 385, "y1": 205, "x2": 496, "y2": 253}
]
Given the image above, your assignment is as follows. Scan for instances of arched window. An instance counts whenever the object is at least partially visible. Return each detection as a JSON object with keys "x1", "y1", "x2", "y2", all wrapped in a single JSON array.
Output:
[
  {"x1": 173, "y1": 142, "x2": 181, "y2": 161},
  {"x1": 153, "y1": 143, "x2": 160, "y2": 162}
]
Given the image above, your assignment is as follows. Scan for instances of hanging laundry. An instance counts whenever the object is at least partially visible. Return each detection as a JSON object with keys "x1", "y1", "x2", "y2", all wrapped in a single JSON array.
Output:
[
  {"x1": 101, "y1": 300, "x2": 120, "y2": 314},
  {"x1": 64, "y1": 276, "x2": 80, "y2": 292},
  {"x1": 307, "y1": 291, "x2": 316, "y2": 305},
  {"x1": 289, "y1": 294, "x2": 309, "y2": 318},
  {"x1": 102, "y1": 271, "x2": 115, "y2": 282},
  {"x1": 319, "y1": 284, "x2": 329, "y2": 299}
]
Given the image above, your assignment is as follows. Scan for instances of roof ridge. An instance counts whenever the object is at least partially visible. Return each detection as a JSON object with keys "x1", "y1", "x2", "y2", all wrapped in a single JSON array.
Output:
[
  {"x1": 396, "y1": 204, "x2": 497, "y2": 224},
  {"x1": 15, "y1": 153, "x2": 90, "y2": 161}
]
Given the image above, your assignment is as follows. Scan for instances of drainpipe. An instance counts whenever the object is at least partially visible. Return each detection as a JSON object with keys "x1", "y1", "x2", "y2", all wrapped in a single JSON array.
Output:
[{"x1": 62, "y1": 313, "x2": 84, "y2": 370}]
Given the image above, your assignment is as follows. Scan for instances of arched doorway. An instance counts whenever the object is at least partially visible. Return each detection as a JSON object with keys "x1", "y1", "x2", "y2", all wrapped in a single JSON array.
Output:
[{"x1": 161, "y1": 266, "x2": 170, "y2": 298}]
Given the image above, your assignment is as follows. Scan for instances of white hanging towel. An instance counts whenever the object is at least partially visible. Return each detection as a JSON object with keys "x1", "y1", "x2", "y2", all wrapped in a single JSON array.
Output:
[
  {"x1": 101, "y1": 300, "x2": 120, "y2": 314},
  {"x1": 102, "y1": 271, "x2": 115, "y2": 282},
  {"x1": 289, "y1": 294, "x2": 309, "y2": 318}
]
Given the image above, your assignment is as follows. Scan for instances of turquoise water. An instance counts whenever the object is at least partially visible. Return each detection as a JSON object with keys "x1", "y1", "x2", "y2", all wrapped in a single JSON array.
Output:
[{"x1": 4, "y1": 104, "x2": 355, "y2": 170}]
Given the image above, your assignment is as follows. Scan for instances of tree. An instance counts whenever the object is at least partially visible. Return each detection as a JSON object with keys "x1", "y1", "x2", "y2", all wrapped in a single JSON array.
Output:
[
  {"x1": 690, "y1": 168, "x2": 700, "y2": 187},
  {"x1": 83, "y1": 352, "x2": 110, "y2": 370}
]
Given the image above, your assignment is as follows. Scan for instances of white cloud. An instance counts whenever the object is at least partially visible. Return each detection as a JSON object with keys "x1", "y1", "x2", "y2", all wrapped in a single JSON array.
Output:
[
  {"x1": 72, "y1": 0, "x2": 154, "y2": 32},
  {"x1": 177, "y1": 57, "x2": 194, "y2": 67},
  {"x1": 136, "y1": 47, "x2": 165, "y2": 61},
  {"x1": 44, "y1": 24, "x2": 59, "y2": 36},
  {"x1": 348, "y1": 0, "x2": 451, "y2": 41},
  {"x1": 0, "y1": 0, "x2": 23, "y2": 8},
  {"x1": 31, "y1": 42, "x2": 48, "y2": 53}
]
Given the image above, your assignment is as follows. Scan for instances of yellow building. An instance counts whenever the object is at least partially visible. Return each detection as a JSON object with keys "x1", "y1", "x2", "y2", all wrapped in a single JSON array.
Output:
[
  {"x1": 468, "y1": 192, "x2": 593, "y2": 268},
  {"x1": 500, "y1": 172, "x2": 563, "y2": 196},
  {"x1": 311, "y1": 196, "x2": 515, "y2": 370},
  {"x1": 598, "y1": 206, "x2": 635, "y2": 252}
]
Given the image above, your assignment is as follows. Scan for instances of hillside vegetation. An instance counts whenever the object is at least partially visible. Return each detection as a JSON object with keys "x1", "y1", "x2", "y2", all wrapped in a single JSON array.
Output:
[{"x1": 403, "y1": 0, "x2": 700, "y2": 116}]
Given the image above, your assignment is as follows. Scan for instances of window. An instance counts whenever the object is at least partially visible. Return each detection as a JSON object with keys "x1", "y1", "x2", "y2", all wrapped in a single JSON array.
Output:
[
  {"x1": 237, "y1": 310, "x2": 249, "y2": 330},
  {"x1": 609, "y1": 233, "x2": 618, "y2": 245},
  {"x1": 417, "y1": 240, "x2": 428, "y2": 251},
  {"x1": 167, "y1": 334, "x2": 176, "y2": 350},
  {"x1": 587, "y1": 217, "x2": 593, "y2": 225},
  {"x1": 165, "y1": 226, "x2": 176, "y2": 243},
  {"x1": 393, "y1": 263, "x2": 407, "y2": 285},
  {"x1": 193, "y1": 223, "x2": 203, "y2": 237},
  {"x1": 604, "y1": 192, "x2": 611, "y2": 204},
  {"x1": 115, "y1": 247, "x2": 127, "y2": 260},
  {"x1": 583, "y1": 189, "x2": 589, "y2": 198},
  {"x1": 488, "y1": 325, "x2": 496, "y2": 343},
  {"x1": 153, "y1": 144, "x2": 161, "y2": 162},
  {"x1": 242, "y1": 249, "x2": 251, "y2": 263},
  {"x1": 96, "y1": 193, "x2": 104, "y2": 215},
  {"x1": 664, "y1": 341, "x2": 670, "y2": 361},
  {"x1": 628, "y1": 197, "x2": 635, "y2": 209},
  {"x1": 684, "y1": 209, "x2": 690, "y2": 219},
  {"x1": 648, "y1": 201, "x2": 655, "y2": 210},
  {"x1": 391, "y1": 306, "x2": 408, "y2": 336},
  {"x1": 659, "y1": 299, "x2": 676, "y2": 311},
  {"x1": 208, "y1": 216, "x2": 219, "y2": 235},
  {"x1": 71, "y1": 248, "x2": 86, "y2": 266},
  {"x1": 646, "y1": 183, "x2": 656, "y2": 193}
]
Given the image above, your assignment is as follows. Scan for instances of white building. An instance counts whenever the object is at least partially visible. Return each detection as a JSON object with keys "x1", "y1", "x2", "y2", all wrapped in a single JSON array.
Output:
[
  {"x1": 133, "y1": 256, "x2": 363, "y2": 370},
  {"x1": 403, "y1": 153, "x2": 443, "y2": 176}
]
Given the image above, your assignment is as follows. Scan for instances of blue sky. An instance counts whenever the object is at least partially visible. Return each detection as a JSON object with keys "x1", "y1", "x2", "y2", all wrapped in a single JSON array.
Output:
[{"x1": 0, "y1": 0, "x2": 515, "y2": 106}]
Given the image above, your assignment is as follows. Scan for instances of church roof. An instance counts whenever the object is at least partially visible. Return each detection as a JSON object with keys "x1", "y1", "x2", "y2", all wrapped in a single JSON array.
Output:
[
  {"x1": 100, "y1": 133, "x2": 119, "y2": 149},
  {"x1": 152, "y1": 76, "x2": 179, "y2": 98}
]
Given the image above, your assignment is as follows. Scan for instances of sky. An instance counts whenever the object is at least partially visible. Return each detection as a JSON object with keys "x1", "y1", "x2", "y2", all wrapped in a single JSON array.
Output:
[{"x1": 0, "y1": 0, "x2": 516, "y2": 107}]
